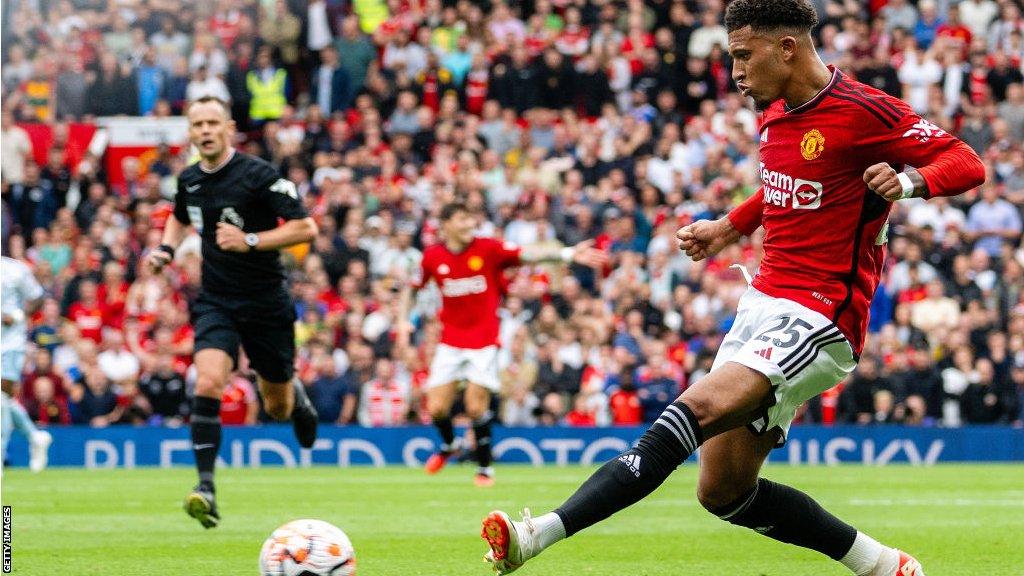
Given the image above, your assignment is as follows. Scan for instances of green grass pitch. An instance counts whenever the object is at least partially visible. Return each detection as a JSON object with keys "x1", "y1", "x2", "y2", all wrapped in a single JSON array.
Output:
[{"x1": 3, "y1": 464, "x2": 1022, "y2": 575}]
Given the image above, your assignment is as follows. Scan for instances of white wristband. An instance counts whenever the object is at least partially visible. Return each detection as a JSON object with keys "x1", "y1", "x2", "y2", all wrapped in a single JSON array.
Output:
[
  {"x1": 896, "y1": 172, "x2": 915, "y2": 200},
  {"x1": 560, "y1": 247, "x2": 575, "y2": 263}
]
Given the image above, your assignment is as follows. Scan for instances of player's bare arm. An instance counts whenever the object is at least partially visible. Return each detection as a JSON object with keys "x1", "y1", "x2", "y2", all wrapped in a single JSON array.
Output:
[
  {"x1": 677, "y1": 187, "x2": 763, "y2": 262},
  {"x1": 518, "y1": 239, "x2": 608, "y2": 268},
  {"x1": 215, "y1": 217, "x2": 318, "y2": 253}
]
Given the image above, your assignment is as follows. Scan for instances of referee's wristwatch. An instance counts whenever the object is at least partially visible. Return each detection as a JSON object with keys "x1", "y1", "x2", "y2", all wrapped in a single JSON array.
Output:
[{"x1": 244, "y1": 233, "x2": 260, "y2": 251}]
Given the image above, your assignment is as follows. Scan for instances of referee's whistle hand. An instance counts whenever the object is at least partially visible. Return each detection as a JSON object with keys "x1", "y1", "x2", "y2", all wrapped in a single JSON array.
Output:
[{"x1": 216, "y1": 222, "x2": 249, "y2": 252}]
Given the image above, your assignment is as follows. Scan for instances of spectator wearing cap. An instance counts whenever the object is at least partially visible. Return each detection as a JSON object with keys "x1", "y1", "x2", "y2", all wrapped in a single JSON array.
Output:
[{"x1": 359, "y1": 215, "x2": 391, "y2": 263}]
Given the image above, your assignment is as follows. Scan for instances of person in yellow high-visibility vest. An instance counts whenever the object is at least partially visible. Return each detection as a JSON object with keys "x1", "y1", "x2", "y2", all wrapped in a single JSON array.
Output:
[{"x1": 246, "y1": 47, "x2": 288, "y2": 122}]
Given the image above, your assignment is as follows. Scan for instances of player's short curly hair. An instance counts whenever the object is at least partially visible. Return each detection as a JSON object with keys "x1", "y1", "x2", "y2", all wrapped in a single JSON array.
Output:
[{"x1": 724, "y1": 0, "x2": 819, "y2": 34}]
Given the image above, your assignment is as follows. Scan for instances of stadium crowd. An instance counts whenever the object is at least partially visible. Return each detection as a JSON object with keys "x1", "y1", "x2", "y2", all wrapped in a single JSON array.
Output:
[{"x1": 1, "y1": 0, "x2": 1023, "y2": 432}]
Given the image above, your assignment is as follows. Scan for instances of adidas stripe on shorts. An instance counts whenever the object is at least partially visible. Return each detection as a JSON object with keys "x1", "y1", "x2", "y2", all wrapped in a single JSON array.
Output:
[{"x1": 712, "y1": 286, "x2": 857, "y2": 445}]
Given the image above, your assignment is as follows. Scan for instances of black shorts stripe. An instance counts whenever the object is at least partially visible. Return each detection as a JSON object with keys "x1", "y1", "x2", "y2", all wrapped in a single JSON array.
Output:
[
  {"x1": 778, "y1": 327, "x2": 842, "y2": 378},
  {"x1": 783, "y1": 335, "x2": 849, "y2": 380},
  {"x1": 828, "y1": 91, "x2": 895, "y2": 128},
  {"x1": 837, "y1": 79, "x2": 902, "y2": 119},
  {"x1": 778, "y1": 325, "x2": 841, "y2": 371}
]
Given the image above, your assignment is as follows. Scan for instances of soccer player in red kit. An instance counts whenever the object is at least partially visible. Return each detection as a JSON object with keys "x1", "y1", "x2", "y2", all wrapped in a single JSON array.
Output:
[
  {"x1": 480, "y1": 1, "x2": 984, "y2": 574},
  {"x1": 403, "y1": 202, "x2": 606, "y2": 486}
]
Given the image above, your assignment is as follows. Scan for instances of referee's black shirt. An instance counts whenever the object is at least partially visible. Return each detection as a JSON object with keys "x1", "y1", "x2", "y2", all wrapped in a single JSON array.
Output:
[{"x1": 173, "y1": 151, "x2": 307, "y2": 299}]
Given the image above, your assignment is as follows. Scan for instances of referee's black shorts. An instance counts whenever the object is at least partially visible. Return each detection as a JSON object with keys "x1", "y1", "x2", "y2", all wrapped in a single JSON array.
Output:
[{"x1": 191, "y1": 291, "x2": 296, "y2": 383}]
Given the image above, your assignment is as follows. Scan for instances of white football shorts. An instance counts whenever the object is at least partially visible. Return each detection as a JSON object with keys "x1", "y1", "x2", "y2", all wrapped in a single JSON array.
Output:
[
  {"x1": 425, "y1": 343, "x2": 501, "y2": 393},
  {"x1": 712, "y1": 286, "x2": 857, "y2": 444}
]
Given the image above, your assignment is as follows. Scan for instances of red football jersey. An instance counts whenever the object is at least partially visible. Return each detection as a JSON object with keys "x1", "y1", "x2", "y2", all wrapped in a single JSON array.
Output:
[
  {"x1": 417, "y1": 237, "x2": 522, "y2": 349},
  {"x1": 729, "y1": 66, "x2": 983, "y2": 355}
]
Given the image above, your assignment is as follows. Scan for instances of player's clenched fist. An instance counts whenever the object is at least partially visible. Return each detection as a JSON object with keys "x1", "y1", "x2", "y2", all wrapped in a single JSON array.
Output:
[
  {"x1": 864, "y1": 162, "x2": 916, "y2": 202},
  {"x1": 676, "y1": 218, "x2": 741, "y2": 262},
  {"x1": 216, "y1": 222, "x2": 249, "y2": 252},
  {"x1": 145, "y1": 244, "x2": 175, "y2": 274}
]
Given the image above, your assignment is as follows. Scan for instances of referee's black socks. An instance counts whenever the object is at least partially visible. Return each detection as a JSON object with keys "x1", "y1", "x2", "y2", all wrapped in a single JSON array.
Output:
[
  {"x1": 191, "y1": 396, "x2": 222, "y2": 489},
  {"x1": 555, "y1": 401, "x2": 702, "y2": 536},
  {"x1": 710, "y1": 477, "x2": 857, "y2": 561}
]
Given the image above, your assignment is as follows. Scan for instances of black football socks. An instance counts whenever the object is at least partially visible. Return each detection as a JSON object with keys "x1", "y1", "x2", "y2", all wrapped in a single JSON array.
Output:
[
  {"x1": 554, "y1": 401, "x2": 702, "y2": 536},
  {"x1": 473, "y1": 411, "x2": 494, "y2": 470},
  {"x1": 191, "y1": 396, "x2": 222, "y2": 489},
  {"x1": 434, "y1": 415, "x2": 456, "y2": 454},
  {"x1": 710, "y1": 477, "x2": 857, "y2": 561}
]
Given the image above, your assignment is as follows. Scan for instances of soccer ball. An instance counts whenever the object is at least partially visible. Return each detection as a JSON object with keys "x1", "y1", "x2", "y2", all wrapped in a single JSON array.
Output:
[{"x1": 259, "y1": 519, "x2": 356, "y2": 576}]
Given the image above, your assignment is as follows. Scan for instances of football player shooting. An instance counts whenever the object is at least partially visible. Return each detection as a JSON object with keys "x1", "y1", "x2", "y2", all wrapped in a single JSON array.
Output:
[
  {"x1": 400, "y1": 201, "x2": 606, "y2": 487},
  {"x1": 146, "y1": 96, "x2": 320, "y2": 529},
  {"x1": 480, "y1": 0, "x2": 984, "y2": 575}
]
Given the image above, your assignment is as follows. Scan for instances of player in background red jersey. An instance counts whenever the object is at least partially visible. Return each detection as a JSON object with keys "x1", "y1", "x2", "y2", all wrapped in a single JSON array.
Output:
[
  {"x1": 400, "y1": 202, "x2": 606, "y2": 487},
  {"x1": 481, "y1": 0, "x2": 984, "y2": 574}
]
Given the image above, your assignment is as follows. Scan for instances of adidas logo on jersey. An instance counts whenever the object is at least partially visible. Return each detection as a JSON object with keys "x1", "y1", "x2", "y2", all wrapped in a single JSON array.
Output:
[
  {"x1": 902, "y1": 119, "x2": 945, "y2": 143},
  {"x1": 618, "y1": 454, "x2": 642, "y2": 477},
  {"x1": 755, "y1": 347, "x2": 773, "y2": 360}
]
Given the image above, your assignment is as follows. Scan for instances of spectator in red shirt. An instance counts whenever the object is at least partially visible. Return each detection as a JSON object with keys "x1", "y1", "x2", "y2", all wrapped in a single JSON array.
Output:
[
  {"x1": 97, "y1": 260, "x2": 129, "y2": 329},
  {"x1": 608, "y1": 369, "x2": 643, "y2": 425},
  {"x1": 219, "y1": 372, "x2": 259, "y2": 426},
  {"x1": 66, "y1": 279, "x2": 105, "y2": 343},
  {"x1": 25, "y1": 375, "x2": 72, "y2": 425},
  {"x1": 565, "y1": 394, "x2": 597, "y2": 426},
  {"x1": 21, "y1": 347, "x2": 67, "y2": 403}
]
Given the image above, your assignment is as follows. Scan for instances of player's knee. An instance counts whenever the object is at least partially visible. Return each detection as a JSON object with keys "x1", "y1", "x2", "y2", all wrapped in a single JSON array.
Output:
[
  {"x1": 696, "y1": 479, "x2": 753, "y2": 514},
  {"x1": 678, "y1": 394, "x2": 717, "y2": 429},
  {"x1": 194, "y1": 373, "x2": 226, "y2": 397}
]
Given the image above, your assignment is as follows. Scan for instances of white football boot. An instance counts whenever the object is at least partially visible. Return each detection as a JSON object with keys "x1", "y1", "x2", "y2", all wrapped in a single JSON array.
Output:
[
  {"x1": 28, "y1": 430, "x2": 52, "y2": 473},
  {"x1": 870, "y1": 548, "x2": 926, "y2": 576},
  {"x1": 481, "y1": 509, "x2": 540, "y2": 575}
]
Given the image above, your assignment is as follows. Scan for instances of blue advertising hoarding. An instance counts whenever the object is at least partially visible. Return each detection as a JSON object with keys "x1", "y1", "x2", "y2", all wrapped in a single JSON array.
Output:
[{"x1": 5, "y1": 425, "x2": 1023, "y2": 468}]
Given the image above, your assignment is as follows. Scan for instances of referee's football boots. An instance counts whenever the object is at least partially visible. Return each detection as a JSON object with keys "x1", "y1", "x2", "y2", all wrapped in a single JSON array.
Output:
[
  {"x1": 184, "y1": 484, "x2": 220, "y2": 529},
  {"x1": 291, "y1": 379, "x2": 318, "y2": 449}
]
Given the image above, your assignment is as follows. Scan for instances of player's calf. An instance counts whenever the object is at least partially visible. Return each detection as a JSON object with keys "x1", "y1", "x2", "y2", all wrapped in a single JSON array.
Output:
[
  {"x1": 704, "y1": 477, "x2": 915, "y2": 575},
  {"x1": 555, "y1": 401, "x2": 703, "y2": 535},
  {"x1": 259, "y1": 379, "x2": 296, "y2": 421}
]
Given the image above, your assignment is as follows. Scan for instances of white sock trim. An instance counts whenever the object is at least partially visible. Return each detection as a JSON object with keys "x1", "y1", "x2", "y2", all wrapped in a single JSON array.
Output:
[{"x1": 840, "y1": 532, "x2": 886, "y2": 576}]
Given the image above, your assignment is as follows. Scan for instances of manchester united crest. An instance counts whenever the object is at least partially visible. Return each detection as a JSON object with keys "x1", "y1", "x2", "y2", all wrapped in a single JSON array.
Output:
[
  {"x1": 468, "y1": 256, "x2": 484, "y2": 271},
  {"x1": 800, "y1": 129, "x2": 825, "y2": 160}
]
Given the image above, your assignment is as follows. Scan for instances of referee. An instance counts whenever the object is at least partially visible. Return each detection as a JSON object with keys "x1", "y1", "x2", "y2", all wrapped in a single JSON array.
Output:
[{"x1": 146, "y1": 96, "x2": 319, "y2": 529}]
